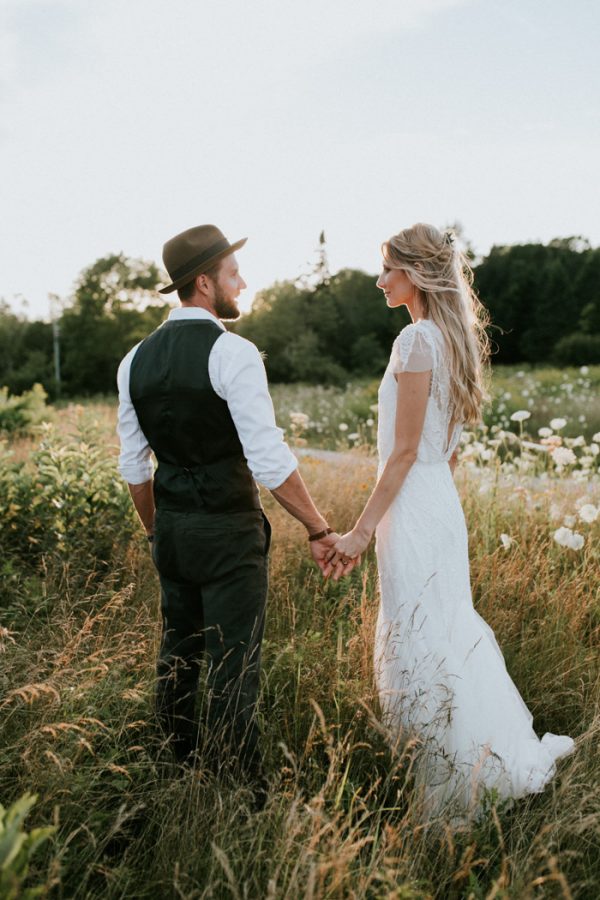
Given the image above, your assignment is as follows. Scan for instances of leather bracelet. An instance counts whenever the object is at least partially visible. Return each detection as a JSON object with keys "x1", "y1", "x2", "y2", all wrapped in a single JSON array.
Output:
[{"x1": 308, "y1": 527, "x2": 333, "y2": 542}]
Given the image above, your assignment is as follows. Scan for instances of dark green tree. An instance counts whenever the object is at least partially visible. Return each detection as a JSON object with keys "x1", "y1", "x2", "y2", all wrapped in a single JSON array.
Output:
[{"x1": 60, "y1": 254, "x2": 169, "y2": 395}]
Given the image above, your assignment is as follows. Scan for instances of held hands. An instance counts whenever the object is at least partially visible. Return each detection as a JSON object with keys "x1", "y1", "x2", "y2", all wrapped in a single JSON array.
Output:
[
  {"x1": 309, "y1": 531, "x2": 359, "y2": 581},
  {"x1": 324, "y1": 526, "x2": 373, "y2": 580},
  {"x1": 310, "y1": 526, "x2": 372, "y2": 581}
]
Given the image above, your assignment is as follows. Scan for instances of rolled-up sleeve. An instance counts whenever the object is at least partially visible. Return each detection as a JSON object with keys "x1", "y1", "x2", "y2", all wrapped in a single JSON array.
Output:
[
  {"x1": 210, "y1": 333, "x2": 298, "y2": 489},
  {"x1": 116, "y1": 346, "x2": 155, "y2": 485}
]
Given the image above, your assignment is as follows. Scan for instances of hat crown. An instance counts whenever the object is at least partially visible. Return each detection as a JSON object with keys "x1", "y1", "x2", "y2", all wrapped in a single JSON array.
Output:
[{"x1": 162, "y1": 224, "x2": 226, "y2": 274}]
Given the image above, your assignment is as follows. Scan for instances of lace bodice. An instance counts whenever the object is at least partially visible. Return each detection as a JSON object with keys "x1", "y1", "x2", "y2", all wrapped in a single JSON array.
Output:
[{"x1": 377, "y1": 318, "x2": 463, "y2": 466}]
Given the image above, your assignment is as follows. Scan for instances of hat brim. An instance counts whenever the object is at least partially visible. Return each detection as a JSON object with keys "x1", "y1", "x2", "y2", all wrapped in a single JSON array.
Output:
[{"x1": 158, "y1": 237, "x2": 247, "y2": 294}]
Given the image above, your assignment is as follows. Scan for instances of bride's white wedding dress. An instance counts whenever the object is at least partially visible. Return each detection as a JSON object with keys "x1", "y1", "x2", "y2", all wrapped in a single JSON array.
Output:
[{"x1": 375, "y1": 318, "x2": 574, "y2": 818}]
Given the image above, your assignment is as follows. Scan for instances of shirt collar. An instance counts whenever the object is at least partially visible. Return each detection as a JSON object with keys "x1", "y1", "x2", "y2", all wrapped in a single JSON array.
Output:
[{"x1": 166, "y1": 306, "x2": 226, "y2": 331}]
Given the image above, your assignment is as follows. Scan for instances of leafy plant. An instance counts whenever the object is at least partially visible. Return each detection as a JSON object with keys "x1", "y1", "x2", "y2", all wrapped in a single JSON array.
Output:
[
  {"x1": 0, "y1": 793, "x2": 55, "y2": 899},
  {"x1": 0, "y1": 420, "x2": 135, "y2": 571},
  {"x1": 0, "y1": 384, "x2": 48, "y2": 436}
]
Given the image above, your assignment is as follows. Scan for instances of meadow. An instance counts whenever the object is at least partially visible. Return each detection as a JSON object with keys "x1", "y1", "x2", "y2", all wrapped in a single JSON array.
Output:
[{"x1": 0, "y1": 366, "x2": 599, "y2": 899}]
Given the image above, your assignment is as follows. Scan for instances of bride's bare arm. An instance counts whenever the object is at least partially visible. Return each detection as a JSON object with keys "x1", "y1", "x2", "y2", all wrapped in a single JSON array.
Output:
[
  {"x1": 326, "y1": 370, "x2": 431, "y2": 569},
  {"x1": 449, "y1": 448, "x2": 459, "y2": 475}
]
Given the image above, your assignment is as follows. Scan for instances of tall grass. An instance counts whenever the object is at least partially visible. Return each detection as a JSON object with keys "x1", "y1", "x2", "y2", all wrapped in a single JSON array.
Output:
[{"x1": 1, "y1": 424, "x2": 599, "y2": 897}]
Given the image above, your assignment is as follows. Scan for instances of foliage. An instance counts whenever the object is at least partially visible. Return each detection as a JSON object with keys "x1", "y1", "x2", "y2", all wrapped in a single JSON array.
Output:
[
  {"x1": 0, "y1": 302, "x2": 53, "y2": 396},
  {"x1": 58, "y1": 253, "x2": 172, "y2": 396},
  {"x1": 235, "y1": 268, "x2": 407, "y2": 383},
  {"x1": 474, "y1": 238, "x2": 599, "y2": 363},
  {"x1": 553, "y1": 331, "x2": 600, "y2": 365},
  {"x1": 0, "y1": 793, "x2": 55, "y2": 900},
  {"x1": 0, "y1": 417, "x2": 135, "y2": 583},
  {"x1": 0, "y1": 384, "x2": 48, "y2": 436}
]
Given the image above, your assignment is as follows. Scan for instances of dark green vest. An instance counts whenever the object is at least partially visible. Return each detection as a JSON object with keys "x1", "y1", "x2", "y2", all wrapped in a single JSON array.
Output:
[{"x1": 129, "y1": 319, "x2": 261, "y2": 514}]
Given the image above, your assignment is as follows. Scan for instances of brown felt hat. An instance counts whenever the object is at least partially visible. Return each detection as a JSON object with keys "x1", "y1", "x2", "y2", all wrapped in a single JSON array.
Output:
[{"x1": 158, "y1": 224, "x2": 247, "y2": 294}]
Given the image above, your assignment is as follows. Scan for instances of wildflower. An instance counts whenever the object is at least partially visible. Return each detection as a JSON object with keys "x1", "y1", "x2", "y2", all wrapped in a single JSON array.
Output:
[
  {"x1": 348, "y1": 432, "x2": 360, "y2": 441},
  {"x1": 550, "y1": 417, "x2": 567, "y2": 430},
  {"x1": 338, "y1": 423, "x2": 348, "y2": 431},
  {"x1": 549, "y1": 503, "x2": 562, "y2": 521},
  {"x1": 553, "y1": 526, "x2": 585, "y2": 550},
  {"x1": 563, "y1": 515, "x2": 576, "y2": 528},
  {"x1": 579, "y1": 504, "x2": 599, "y2": 524},
  {"x1": 590, "y1": 443, "x2": 599, "y2": 457},
  {"x1": 550, "y1": 446, "x2": 577, "y2": 467},
  {"x1": 369, "y1": 404, "x2": 378, "y2": 413},
  {"x1": 538, "y1": 427, "x2": 553, "y2": 438},
  {"x1": 499, "y1": 533, "x2": 513, "y2": 550},
  {"x1": 289, "y1": 411, "x2": 309, "y2": 427},
  {"x1": 366, "y1": 418, "x2": 374, "y2": 427},
  {"x1": 510, "y1": 410, "x2": 531, "y2": 422},
  {"x1": 593, "y1": 432, "x2": 600, "y2": 443},
  {"x1": 580, "y1": 366, "x2": 589, "y2": 374}
]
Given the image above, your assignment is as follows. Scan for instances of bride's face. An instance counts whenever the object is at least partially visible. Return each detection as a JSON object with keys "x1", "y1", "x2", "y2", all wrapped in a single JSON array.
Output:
[{"x1": 377, "y1": 264, "x2": 414, "y2": 308}]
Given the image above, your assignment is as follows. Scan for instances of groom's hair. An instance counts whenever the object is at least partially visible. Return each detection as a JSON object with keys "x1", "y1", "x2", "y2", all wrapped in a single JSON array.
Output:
[{"x1": 177, "y1": 258, "x2": 223, "y2": 302}]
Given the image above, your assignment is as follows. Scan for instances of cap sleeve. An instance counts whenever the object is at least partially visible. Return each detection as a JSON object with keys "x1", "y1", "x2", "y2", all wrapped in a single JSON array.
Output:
[{"x1": 390, "y1": 324, "x2": 435, "y2": 374}]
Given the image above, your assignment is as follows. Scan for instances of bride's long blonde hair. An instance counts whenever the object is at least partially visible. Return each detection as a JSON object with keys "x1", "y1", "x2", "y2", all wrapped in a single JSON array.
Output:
[{"x1": 382, "y1": 223, "x2": 491, "y2": 425}]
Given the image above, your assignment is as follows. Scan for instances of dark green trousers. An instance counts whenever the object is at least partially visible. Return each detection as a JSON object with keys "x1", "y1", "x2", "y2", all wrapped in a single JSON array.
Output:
[{"x1": 152, "y1": 508, "x2": 270, "y2": 770}]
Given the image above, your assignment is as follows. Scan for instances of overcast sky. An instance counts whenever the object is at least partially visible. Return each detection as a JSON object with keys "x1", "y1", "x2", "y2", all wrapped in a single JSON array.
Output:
[{"x1": 1, "y1": 0, "x2": 598, "y2": 319}]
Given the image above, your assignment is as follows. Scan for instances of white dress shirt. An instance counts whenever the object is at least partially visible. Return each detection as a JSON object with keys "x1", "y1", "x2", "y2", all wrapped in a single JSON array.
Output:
[{"x1": 116, "y1": 307, "x2": 298, "y2": 490}]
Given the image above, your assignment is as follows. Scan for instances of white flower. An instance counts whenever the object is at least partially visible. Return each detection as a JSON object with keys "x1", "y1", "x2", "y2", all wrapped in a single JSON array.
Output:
[
  {"x1": 553, "y1": 526, "x2": 585, "y2": 550},
  {"x1": 510, "y1": 410, "x2": 531, "y2": 422},
  {"x1": 549, "y1": 502, "x2": 562, "y2": 521},
  {"x1": 550, "y1": 417, "x2": 567, "y2": 430},
  {"x1": 570, "y1": 532, "x2": 585, "y2": 550},
  {"x1": 593, "y1": 432, "x2": 600, "y2": 443},
  {"x1": 366, "y1": 418, "x2": 374, "y2": 427},
  {"x1": 580, "y1": 366, "x2": 589, "y2": 374},
  {"x1": 590, "y1": 443, "x2": 599, "y2": 457},
  {"x1": 500, "y1": 533, "x2": 514, "y2": 550},
  {"x1": 538, "y1": 427, "x2": 553, "y2": 438},
  {"x1": 369, "y1": 404, "x2": 379, "y2": 413},
  {"x1": 348, "y1": 432, "x2": 359, "y2": 441},
  {"x1": 551, "y1": 446, "x2": 577, "y2": 467},
  {"x1": 338, "y1": 422, "x2": 348, "y2": 431},
  {"x1": 579, "y1": 504, "x2": 599, "y2": 524},
  {"x1": 289, "y1": 411, "x2": 309, "y2": 427},
  {"x1": 563, "y1": 515, "x2": 576, "y2": 528}
]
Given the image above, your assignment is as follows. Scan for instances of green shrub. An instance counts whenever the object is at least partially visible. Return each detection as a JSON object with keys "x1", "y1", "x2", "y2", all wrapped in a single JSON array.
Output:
[
  {"x1": 0, "y1": 792, "x2": 55, "y2": 899},
  {"x1": 0, "y1": 384, "x2": 48, "y2": 436},
  {"x1": 553, "y1": 331, "x2": 600, "y2": 365},
  {"x1": 0, "y1": 421, "x2": 136, "y2": 573}
]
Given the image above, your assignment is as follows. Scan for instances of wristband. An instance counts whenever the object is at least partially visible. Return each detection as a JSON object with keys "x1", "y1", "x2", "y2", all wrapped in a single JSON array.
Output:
[{"x1": 308, "y1": 527, "x2": 333, "y2": 542}]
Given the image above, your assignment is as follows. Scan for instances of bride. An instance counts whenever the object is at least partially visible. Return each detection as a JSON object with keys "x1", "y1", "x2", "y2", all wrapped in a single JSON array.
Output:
[{"x1": 327, "y1": 223, "x2": 574, "y2": 818}]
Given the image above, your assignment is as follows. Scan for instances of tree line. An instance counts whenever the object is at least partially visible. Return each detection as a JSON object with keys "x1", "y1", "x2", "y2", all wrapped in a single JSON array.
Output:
[{"x1": 1, "y1": 237, "x2": 598, "y2": 398}]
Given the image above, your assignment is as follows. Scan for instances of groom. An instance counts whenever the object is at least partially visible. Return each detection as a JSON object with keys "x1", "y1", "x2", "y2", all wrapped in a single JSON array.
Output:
[{"x1": 117, "y1": 224, "x2": 354, "y2": 777}]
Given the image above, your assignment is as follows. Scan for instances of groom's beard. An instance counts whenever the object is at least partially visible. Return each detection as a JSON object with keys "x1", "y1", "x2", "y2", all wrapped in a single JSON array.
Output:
[{"x1": 213, "y1": 282, "x2": 240, "y2": 320}]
